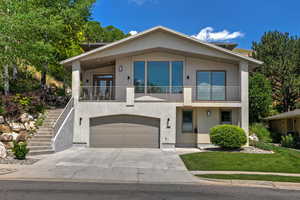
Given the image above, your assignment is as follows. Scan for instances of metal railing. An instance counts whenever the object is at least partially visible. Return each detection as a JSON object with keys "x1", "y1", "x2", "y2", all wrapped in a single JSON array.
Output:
[
  {"x1": 53, "y1": 97, "x2": 74, "y2": 136},
  {"x1": 135, "y1": 86, "x2": 184, "y2": 102},
  {"x1": 80, "y1": 86, "x2": 117, "y2": 101},
  {"x1": 191, "y1": 85, "x2": 241, "y2": 101}
]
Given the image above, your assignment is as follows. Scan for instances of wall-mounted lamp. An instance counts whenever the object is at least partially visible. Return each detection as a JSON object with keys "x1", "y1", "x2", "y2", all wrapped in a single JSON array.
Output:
[
  {"x1": 186, "y1": 75, "x2": 190, "y2": 80},
  {"x1": 167, "y1": 118, "x2": 171, "y2": 128},
  {"x1": 86, "y1": 79, "x2": 89, "y2": 83},
  {"x1": 127, "y1": 76, "x2": 130, "y2": 80},
  {"x1": 118, "y1": 65, "x2": 123, "y2": 72},
  {"x1": 79, "y1": 117, "x2": 82, "y2": 126},
  {"x1": 207, "y1": 110, "x2": 211, "y2": 117}
]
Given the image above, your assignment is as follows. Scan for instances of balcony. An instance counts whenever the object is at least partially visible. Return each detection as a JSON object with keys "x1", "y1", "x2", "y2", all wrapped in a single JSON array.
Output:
[{"x1": 79, "y1": 85, "x2": 240, "y2": 105}]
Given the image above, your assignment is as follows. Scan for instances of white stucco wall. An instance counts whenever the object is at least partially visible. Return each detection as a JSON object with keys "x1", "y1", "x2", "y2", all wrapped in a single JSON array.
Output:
[{"x1": 74, "y1": 102, "x2": 177, "y2": 148}]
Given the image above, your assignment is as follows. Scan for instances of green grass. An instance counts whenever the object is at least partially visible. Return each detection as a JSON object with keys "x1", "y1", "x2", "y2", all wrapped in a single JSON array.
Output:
[
  {"x1": 197, "y1": 174, "x2": 300, "y2": 183},
  {"x1": 180, "y1": 145, "x2": 300, "y2": 173}
]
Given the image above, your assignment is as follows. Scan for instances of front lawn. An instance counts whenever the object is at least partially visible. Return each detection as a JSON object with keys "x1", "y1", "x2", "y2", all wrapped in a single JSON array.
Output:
[
  {"x1": 197, "y1": 174, "x2": 300, "y2": 183},
  {"x1": 180, "y1": 144, "x2": 300, "y2": 173}
]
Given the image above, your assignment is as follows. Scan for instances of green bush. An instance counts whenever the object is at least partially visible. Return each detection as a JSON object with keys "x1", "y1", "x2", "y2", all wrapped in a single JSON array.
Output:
[
  {"x1": 250, "y1": 123, "x2": 272, "y2": 142},
  {"x1": 281, "y1": 135, "x2": 294, "y2": 148},
  {"x1": 210, "y1": 125, "x2": 247, "y2": 149},
  {"x1": 252, "y1": 141, "x2": 275, "y2": 151},
  {"x1": 12, "y1": 141, "x2": 30, "y2": 160}
]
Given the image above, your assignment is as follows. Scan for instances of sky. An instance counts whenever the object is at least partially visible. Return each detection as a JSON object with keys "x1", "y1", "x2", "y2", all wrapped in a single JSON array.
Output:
[{"x1": 92, "y1": 0, "x2": 300, "y2": 49}]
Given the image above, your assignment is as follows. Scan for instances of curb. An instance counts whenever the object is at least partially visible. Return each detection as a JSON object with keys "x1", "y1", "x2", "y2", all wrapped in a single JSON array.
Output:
[{"x1": 196, "y1": 177, "x2": 300, "y2": 190}]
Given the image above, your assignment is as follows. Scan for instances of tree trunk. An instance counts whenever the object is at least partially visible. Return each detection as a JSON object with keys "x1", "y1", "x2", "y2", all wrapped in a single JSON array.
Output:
[
  {"x1": 3, "y1": 64, "x2": 9, "y2": 96},
  {"x1": 41, "y1": 71, "x2": 47, "y2": 90},
  {"x1": 12, "y1": 64, "x2": 17, "y2": 80}
]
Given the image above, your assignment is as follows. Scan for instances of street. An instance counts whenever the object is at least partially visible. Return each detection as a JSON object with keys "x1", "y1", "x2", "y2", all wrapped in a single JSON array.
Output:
[{"x1": 0, "y1": 180, "x2": 299, "y2": 200}]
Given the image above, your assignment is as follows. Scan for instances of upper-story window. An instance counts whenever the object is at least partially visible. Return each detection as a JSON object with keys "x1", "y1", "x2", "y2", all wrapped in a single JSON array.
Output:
[
  {"x1": 196, "y1": 71, "x2": 226, "y2": 100},
  {"x1": 134, "y1": 61, "x2": 183, "y2": 93}
]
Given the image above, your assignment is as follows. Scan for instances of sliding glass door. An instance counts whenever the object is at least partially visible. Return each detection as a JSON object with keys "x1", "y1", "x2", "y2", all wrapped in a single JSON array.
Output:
[{"x1": 196, "y1": 71, "x2": 226, "y2": 100}]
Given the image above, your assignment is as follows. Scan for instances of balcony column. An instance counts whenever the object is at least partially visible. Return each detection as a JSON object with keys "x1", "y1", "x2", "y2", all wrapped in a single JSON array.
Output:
[
  {"x1": 126, "y1": 86, "x2": 135, "y2": 106},
  {"x1": 184, "y1": 87, "x2": 192, "y2": 106},
  {"x1": 72, "y1": 61, "x2": 82, "y2": 144},
  {"x1": 72, "y1": 61, "x2": 81, "y2": 101},
  {"x1": 239, "y1": 61, "x2": 249, "y2": 145}
]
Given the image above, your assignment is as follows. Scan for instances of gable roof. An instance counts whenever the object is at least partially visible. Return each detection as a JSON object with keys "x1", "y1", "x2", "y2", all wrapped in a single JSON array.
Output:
[
  {"x1": 60, "y1": 26, "x2": 263, "y2": 66},
  {"x1": 265, "y1": 109, "x2": 300, "y2": 120}
]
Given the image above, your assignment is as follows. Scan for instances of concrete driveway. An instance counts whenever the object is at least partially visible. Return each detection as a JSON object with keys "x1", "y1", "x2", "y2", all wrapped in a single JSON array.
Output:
[{"x1": 2, "y1": 148, "x2": 198, "y2": 184}]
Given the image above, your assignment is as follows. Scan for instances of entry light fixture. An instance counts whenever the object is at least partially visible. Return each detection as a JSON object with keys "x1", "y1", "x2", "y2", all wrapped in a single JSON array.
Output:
[
  {"x1": 167, "y1": 118, "x2": 171, "y2": 128},
  {"x1": 207, "y1": 110, "x2": 211, "y2": 117},
  {"x1": 118, "y1": 65, "x2": 123, "y2": 72},
  {"x1": 186, "y1": 75, "x2": 190, "y2": 80}
]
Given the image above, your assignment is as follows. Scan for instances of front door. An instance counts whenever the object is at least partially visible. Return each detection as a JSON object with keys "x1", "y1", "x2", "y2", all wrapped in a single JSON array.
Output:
[{"x1": 93, "y1": 74, "x2": 114, "y2": 100}]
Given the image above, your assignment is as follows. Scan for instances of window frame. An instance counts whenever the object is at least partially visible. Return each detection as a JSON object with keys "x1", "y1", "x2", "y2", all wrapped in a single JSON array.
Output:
[
  {"x1": 133, "y1": 60, "x2": 184, "y2": 94},
  {"x1": 182, "y1": 110, "x2": 193, "y2": 133},
  {"x1": 196, "y1": 70, "x2": 227, "y2": 101}
]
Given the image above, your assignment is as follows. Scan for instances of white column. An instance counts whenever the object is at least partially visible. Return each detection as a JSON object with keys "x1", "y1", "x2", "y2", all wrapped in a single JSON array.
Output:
[
  {"x1": 72, "y1": 61, "x2": 81, "y2": 100},
  {"x1": 239, "y1": 61, "x2": 249, "y2": 145},
  {"x1": 184, "y1": 87, "x2": 192, "y2": 106},
  {"x1": 126, "y1": 86, "x2": 135, "y2": 106},
  {"x1": 72, "y1": 61, "x2": 82, "y2": 144}
]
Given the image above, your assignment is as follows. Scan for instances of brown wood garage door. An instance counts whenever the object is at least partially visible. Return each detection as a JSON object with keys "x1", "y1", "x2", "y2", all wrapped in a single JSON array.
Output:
[{"x1": 90, "y1": 115, "x2": 160, "y2": 148}]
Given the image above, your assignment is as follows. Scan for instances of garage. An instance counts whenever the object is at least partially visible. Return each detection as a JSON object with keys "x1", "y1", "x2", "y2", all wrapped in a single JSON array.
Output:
[{"x1": 90, "y1": 115, "x2": 160, "y2": 148}]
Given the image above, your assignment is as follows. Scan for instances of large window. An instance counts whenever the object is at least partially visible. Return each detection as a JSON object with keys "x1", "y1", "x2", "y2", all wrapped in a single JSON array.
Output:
[
  {"x1": 134, "y1": 61, "x2": 145, "y2": 93},
  {"x1": 182, "y1": 110, "x2": 193, "y2": 133},
  {"x1": 147, "y1": 61, "x2": 169, "y2": 93},
  {"x1": 172, "y1": 61, "x2": 183, "y2": 93},
  {"x1": 134, "y1": 61, "x2": 183, "y2": 94},
  {"x1": 197, "y1": 71, "x2": 226, "y2": 100}
]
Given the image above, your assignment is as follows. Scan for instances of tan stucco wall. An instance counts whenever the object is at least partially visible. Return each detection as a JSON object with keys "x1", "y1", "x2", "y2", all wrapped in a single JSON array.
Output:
[
  {"x1": 176, "y1": 107, "x2": 241, "y2": 146},
  {"x1": 269, "y1": 119, "x2": 287, "y2": 134}
]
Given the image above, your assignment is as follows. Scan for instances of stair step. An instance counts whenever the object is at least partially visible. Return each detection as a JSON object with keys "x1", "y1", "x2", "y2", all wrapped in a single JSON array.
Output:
[
  {"x1": 30, "y1": 138, "x2": 52, "y2": 142},
  {"x1": 28, "y1": 146, "x2": 52, "y2": 151},
  {"x1": 28, "y1": 150, "x2": 54, "y2": 156},
  {"x1": 37, "y1": 127, "x2": 53, "y2": 131},
  {"x1": 29, "y1": 141, "x2": 52, "y2": 146},
  {"x1": 33, "y1": 135, "x2": 52, "y2": 139}
]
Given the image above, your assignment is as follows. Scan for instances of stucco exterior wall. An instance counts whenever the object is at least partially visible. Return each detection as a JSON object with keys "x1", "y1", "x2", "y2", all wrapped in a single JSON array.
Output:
[
  {"x1": 176, "y1": 107, "x2": 241, "y2": 146},
  {"x1": 74, "y1": 102, "x2": 177, "y2": 148},
  {"x1": 53, "y1": 109, "x2": 74, "y2": 152}
]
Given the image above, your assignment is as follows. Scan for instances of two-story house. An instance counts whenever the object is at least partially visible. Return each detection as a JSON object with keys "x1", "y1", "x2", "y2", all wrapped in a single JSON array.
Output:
[{"x1": 60, "y1": 26, "x2": 262, "y2": 149}]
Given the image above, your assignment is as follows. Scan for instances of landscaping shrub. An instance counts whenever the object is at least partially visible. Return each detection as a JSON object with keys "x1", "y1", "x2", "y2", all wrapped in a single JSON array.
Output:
[
  {"x1": 281, "y1": 135, "x2": 294, "y2": 148},
  {"x1": 251, "y1": 141, "x2": 275, "y2": 151},
  {"x1": 250, "y1": 123, "x2": 272, "y2": 142},
  {"x1": 210, "y1": 125, "x2": 247, "y2": 149},
  {"x1": 12, "y1": 141, "x2": 30, "y2": 160}
]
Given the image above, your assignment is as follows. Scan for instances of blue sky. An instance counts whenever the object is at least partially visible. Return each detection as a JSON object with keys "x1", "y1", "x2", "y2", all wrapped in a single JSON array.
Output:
[{"x1": 92, "y1": 0, "x2": 300, "y2": 49}]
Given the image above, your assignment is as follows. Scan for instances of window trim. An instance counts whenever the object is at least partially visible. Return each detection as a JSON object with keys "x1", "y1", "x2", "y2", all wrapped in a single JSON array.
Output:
[
  {"x1": 133, "y1": 60, "x2": 184, "y2": 94},
  {"x1": 196, "y1": 70, "x2": 227, "y2": 101},
  {"x1": 220, "y1": 110, "x2": 232, "y2": 124},
  {"x1": 182, "y1": 110, "x2": 193, "y2": 133}
]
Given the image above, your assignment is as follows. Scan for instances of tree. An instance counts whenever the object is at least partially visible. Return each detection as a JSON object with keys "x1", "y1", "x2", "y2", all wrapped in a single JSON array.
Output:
[
  {"x1": 249, "y1": 73, "x2": 273, "y2": 123},
  {"x1": 252, "y1": 31, "x2": 300, "y2": 112}
]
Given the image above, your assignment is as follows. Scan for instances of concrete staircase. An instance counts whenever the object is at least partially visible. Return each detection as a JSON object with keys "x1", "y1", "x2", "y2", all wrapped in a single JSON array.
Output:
[{"x1": 28, "y1": 108, "x2": 63, "y2": 156}]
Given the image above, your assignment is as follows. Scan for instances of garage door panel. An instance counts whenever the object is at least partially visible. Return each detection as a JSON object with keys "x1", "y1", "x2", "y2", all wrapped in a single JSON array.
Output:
[{"x1": 90, "y1": 115, "x2": 160, "y2": 148}]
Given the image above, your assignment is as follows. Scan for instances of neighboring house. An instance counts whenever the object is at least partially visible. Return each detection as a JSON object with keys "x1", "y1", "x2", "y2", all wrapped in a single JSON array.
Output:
[
  {"x1": 60, "y1": 26, "x2": 262, "y2": 149},
  {"x1": 265, "y1": 109, "x2": 300, "y2": 135}
]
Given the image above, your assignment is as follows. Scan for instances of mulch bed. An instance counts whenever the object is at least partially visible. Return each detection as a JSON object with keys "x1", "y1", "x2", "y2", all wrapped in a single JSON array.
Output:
[{"x1": 201, "y1": 146, "x2": 274, "y2": 154}]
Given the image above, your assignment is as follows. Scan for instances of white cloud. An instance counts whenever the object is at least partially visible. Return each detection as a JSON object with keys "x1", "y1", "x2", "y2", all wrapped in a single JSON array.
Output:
[
  {"x1": 129, "y1": 0, "x2": 156, "y2": 5},
  {"x1": 129, "y1": 30, "x2": 138, "y2": 35},
  {"x1": 192, "y1": 27, "x2": 244, "y2": 41}
]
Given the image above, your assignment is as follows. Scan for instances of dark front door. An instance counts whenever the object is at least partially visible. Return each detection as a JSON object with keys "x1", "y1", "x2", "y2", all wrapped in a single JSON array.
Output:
[{"x1": 93, "y1": 74, "x2": 114, "y2": 100}]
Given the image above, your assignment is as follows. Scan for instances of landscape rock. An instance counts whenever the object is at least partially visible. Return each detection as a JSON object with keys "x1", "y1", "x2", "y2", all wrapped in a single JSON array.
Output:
[
  {"x1": 249, "y1": 134, "x2": 259, "y2": 142},
  {"x1": 0, "y1": 142, "x2": 7, "y2": 158},
  {"x1": 24, "y1": 121, "x2": 36, "y2": 131},
  {"x1": 0, "y1": 125, "x2": 11, "y2": 133},
  {"x1": 16, "y1": 131, "x2": 28, "y2": 143},
  {"x1": 0, "y1": 133, "x2": 13, "y2": 142},
  {"x1": 9, "y1": 122, "x2": 25, "y2": 132},
  {"x1": 20, "y1": 113, "x2": 30, "y2": 123},
  {"x1": 0, "y1": 116, "x2": 4, "y2": 124},
  {"x1": 2, "y1": 142, "x2": 13, "y2": 149}
]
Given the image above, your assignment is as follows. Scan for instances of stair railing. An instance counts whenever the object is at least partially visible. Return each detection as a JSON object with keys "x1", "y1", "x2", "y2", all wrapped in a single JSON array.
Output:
[{"x1": 53, "y1": 97, "x2": 74, "y2": 136}]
